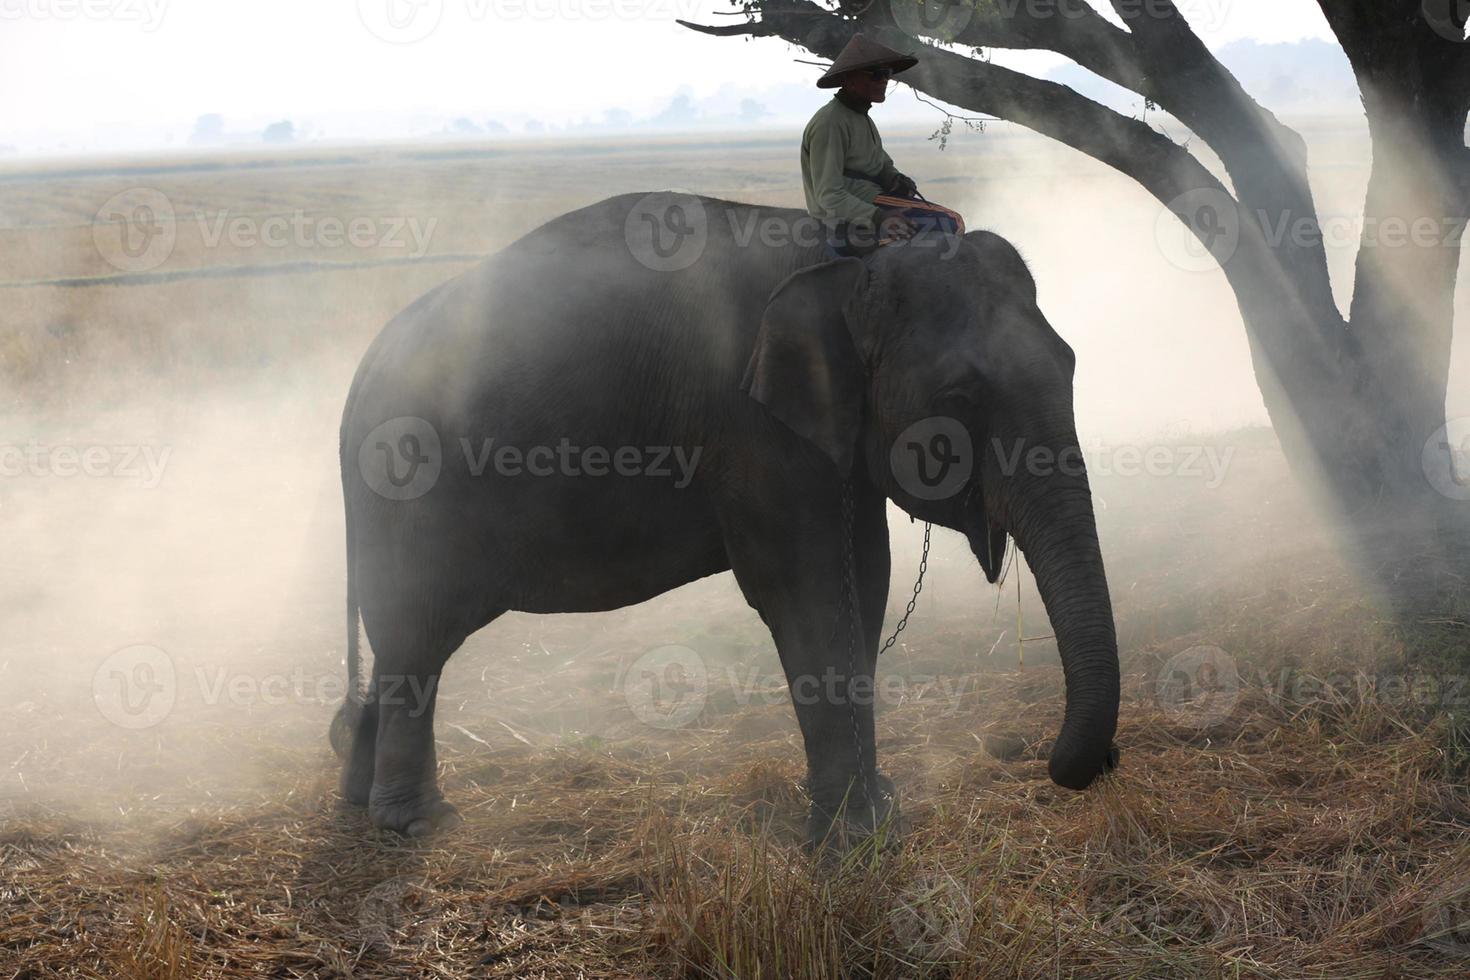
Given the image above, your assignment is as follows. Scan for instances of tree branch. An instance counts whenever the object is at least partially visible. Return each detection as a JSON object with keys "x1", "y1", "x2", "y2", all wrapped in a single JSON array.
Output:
[
  {"x1": 687, "y1": 2, "x2": 1217, "y2": 210},
  {"x1": 948, "y1": 1, "x2": 1152, "y2": 100},
  {"x1": 1105, "y1": 0, "x2": 1310, "y2": 157},
  {"x1": 1090, "y1": 0, "x2": 1342, "y2": 327}
]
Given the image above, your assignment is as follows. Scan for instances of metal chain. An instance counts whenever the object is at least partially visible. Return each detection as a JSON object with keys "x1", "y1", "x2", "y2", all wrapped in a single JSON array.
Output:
[
  {"x1": 834, "y1": 480, "x2": 873, "y2": 816},
  {"x1": 831, "y1": 482, "x2": 933, "y2": 825},
  {"x1": 878, "y1": 521, "x2": 931, "y2": 658}
]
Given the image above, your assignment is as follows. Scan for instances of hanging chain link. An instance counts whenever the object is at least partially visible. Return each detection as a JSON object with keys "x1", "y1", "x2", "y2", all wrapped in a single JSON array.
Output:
[
  {"x1": 878, "y1": 520, "x2": 931, "y2": 659},
  {"x1": 831, "y1": 481, "x2": 933, "y2": 823},
  {"x1": 833, "y1": 480, "x2": 873, "y2": 815}
]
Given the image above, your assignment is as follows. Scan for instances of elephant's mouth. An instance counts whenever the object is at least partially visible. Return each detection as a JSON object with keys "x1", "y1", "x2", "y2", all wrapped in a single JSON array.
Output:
[{"x1": 962, "y1": 483, "x2": 1008, "y2": 583}]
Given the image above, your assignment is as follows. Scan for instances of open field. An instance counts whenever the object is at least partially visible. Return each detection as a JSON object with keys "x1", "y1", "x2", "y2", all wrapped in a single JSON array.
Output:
[{"x1": 2, "y1": 128, "x2": 1469, "y2": 977}]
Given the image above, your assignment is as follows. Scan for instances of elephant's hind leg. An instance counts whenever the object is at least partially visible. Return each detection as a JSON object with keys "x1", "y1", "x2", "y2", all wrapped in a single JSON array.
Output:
[
  {"x1": 368, "y1": 655, "x2": 463, "y2": 838},
  {"x1": 353, "y1": 585, "x2": 499, "y2": 837}
]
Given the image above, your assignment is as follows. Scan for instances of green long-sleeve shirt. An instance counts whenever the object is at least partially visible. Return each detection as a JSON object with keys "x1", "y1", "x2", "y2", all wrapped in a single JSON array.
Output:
[{"x1": 801, "y1": 94, "x2": 898, "y2": 226}]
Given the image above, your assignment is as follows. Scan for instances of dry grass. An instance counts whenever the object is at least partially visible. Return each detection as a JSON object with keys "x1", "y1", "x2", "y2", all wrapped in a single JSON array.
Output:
[{"x1": 5, "y1": 601, "x2": 1470, "y2": 977}]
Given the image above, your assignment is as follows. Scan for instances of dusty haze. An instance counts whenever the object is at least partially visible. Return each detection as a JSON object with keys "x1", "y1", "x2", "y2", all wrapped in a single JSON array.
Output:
[{"x1": 1, "y1": 121, "x2": 1467, "y2": 974}]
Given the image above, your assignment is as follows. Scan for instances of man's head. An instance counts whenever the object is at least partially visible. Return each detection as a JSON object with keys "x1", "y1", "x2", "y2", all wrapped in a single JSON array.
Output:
[
  {"x1": 839, "y1": 67, "x2": 893, "y2": 104},
  {"x1": 816, "y1": 34, "x2": 917, "y2": 95}
]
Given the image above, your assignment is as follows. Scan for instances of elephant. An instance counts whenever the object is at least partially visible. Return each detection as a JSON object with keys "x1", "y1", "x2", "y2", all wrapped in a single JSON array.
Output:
[{"x1": 332, "y1": 192, "x2": 1120, "y2": 841}]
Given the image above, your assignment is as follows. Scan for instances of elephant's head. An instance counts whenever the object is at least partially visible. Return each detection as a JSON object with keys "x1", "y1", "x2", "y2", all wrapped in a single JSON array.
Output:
[{"x1": 743, "y1": 230, "x2": 1119, "y2": 791}]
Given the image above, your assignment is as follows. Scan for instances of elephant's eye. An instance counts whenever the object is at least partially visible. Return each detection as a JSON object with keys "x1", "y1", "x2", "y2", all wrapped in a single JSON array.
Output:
[{"x1": 933, "y1": 389, "x2": 976, "y2": 419}]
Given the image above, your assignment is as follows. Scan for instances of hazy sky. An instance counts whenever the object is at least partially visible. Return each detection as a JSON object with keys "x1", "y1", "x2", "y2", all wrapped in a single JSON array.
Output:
[{"x1": 1, "y1": 0, "x2": 1336, "y2": 153}]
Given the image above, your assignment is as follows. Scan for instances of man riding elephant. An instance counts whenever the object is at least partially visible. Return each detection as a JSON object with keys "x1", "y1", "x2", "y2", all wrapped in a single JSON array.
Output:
[
  {"x1": 332, "y1": 188, "x2": 1120, "y2": 843},
  {"x1": 801, "y1": 34, "x2": 965, "y2": 258}
]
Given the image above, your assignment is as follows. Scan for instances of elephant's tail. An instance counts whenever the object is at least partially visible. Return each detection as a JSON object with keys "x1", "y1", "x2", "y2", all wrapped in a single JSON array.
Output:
[
  {"x1": 330, "y1": 481, "x2": 364, "y2": 759},
  {"x1": 345, "y1": 518, "x2": 361, "y2": 707}
]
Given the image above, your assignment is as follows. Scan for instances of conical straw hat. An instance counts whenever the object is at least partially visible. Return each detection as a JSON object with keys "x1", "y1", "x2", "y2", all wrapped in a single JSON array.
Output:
[{"x1": 816, "y1": 34, "x2": 919, "y2": 89}]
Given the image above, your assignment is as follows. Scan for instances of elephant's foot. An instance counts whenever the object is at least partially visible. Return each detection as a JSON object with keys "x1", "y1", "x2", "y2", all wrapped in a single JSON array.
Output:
[
  {"x1": 369, "y1": 790, "x2": 463, "y2": 838},
  {"x1": 807, "y1": 771, "x2": 900, "y2": 851}
]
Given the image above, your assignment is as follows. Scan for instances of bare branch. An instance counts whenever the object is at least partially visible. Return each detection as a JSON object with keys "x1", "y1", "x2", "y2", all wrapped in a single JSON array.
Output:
[
  {"x1": 692, "y1": 2, "x2": 1153, "y2": 101},
  {"x1": 684, "y1": 2, "x2": 1218, "y2": 210},
  {"x1": 946, "y1": 1, "x2": 1152, "y2": 100},
  {"x1": 1105, "y1": 0, "x2": 1308, "y2": 150},
  {"x1": 677, "y1": 18, "x2": 776, "y2": 38}
]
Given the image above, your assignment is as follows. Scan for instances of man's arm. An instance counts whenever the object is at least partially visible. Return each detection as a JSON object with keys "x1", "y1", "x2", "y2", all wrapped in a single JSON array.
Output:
[
  {"x1": 807, "y1": 121, "x2": 884, "y2": 224},
  {"x1": 878, "y1": 148, "x2": 899, "y2": 192}
]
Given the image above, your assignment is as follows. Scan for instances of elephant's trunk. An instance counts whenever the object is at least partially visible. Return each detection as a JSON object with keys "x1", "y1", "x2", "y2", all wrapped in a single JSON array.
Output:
[{"x1": 988, "y1": 432, "x2": 1120, "y2": 790}]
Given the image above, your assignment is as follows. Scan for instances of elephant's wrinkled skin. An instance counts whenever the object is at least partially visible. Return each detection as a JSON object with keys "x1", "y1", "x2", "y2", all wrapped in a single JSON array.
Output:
[{"x1": 335, "y1": 193, "x2": 1119, "y2": 841}]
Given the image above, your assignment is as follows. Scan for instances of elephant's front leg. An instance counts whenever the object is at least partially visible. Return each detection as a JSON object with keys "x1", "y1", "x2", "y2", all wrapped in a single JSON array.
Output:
[{"x1": 724, "y1": 483, "x2": 895, "y2": 845}]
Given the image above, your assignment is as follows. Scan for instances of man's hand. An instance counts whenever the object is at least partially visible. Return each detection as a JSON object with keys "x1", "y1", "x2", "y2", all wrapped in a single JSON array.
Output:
[
  {"x1": 889, "y1": 173, "x2": 918, "y2": 199},
  {"x1": 878, "y1": 209, "x2": 916, "y2": 240}
]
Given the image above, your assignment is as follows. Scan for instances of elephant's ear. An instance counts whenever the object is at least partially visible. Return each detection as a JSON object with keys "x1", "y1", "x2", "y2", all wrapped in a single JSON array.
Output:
[{"x1": 742, "y1": 258, "x2": 867, "y2": 473}]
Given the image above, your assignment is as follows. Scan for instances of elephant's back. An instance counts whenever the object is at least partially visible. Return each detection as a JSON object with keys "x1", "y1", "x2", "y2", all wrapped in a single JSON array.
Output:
[{"x1": 343, "y1": 193, "x2": 822, "y2": 453}]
